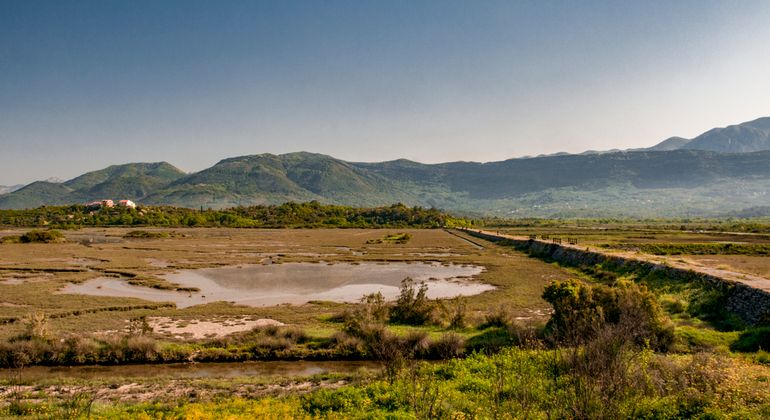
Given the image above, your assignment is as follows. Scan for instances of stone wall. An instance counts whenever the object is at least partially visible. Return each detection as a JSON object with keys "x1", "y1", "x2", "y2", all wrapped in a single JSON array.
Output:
[{"x1": 465, "y1": 230, "x2": 770, "y2": 326}]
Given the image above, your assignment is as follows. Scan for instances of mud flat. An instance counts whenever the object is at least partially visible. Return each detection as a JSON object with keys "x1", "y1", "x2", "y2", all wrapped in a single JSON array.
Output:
[{"x1": 60, "y1": 262, "x2": 491, "y2": 308}]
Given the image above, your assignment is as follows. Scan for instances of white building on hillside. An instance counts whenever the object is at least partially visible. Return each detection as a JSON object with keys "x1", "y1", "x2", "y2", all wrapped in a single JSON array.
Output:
[{"x1": 117, "y1": 199, "x2": 136, "y2": 209}]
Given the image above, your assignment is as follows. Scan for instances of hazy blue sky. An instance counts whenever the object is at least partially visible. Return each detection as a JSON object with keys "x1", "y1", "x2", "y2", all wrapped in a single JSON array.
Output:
[{"x1": 2, "y1": 1, "x2": 770, "y2": 184}]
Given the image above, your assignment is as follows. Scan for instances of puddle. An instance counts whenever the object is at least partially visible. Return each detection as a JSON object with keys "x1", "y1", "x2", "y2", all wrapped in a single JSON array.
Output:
[
  {"x1": 60, "y1": 262, "x2": 491, "y2": 308},
  {"x1": 4, "y1": 360, "x2": 380, "y2": 381}
]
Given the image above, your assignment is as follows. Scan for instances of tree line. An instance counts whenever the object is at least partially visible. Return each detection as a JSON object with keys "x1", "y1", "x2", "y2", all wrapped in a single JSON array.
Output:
[{"x1": 0, "y1": 201, "x2": 473, "y2": 229}]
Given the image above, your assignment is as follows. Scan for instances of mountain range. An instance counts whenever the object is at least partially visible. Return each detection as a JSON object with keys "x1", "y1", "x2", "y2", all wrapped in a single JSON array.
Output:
[{"x1": 2, "y1": 117, "x2": 770, "y2": 217}]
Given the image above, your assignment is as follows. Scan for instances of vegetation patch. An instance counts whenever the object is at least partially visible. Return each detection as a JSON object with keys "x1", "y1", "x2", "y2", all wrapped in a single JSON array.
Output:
[
  {"x1": 602, "y1": 242, "x2": 770, "y2": 255},
  {"x1": 123, "y1": 230, "x2": 172, "y2": 239},
  {"x1": 1, "y1": 229, "x2": 65, "y2": 244},
  {"x1": 731, "y1": 327, "x2": 770, "y2": 352},
  {"x1": 365, "y1": 232, "x2": 412, "y2": 244},
  {"x1": 125, "y1": 276, "x2": 200, "y2": 292}
]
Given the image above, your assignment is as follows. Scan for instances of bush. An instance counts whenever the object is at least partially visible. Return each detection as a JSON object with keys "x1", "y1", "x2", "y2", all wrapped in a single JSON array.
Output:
[
  {"x1": 341, "y1": 292, "x2": 389, "y2": 335},
  {"x1": 359, "y1": 325, "x2": 409, "y2": 383},
  {"x1": 481, "y1": 305, "x2": 517, "y2": 329},
  {"x1": 442, "y1": 296, "x2": 469, "y2": 329},
  {"x1": 730, "y1": 327, "x2": 770, "y2": 352},
  {"x1": 390, "y1": 278, "x2": 435, "y2": 325},
  {"x1": 301, "y1": 387, "x2": 367, "y2": 415},
  {"x1": 429, "y1": 333, "x2": 465, "y2": 359},
  {"x1": 331, "y1": 332, "x2": 365, "y2": 356},
  {"x1": 19, "y1": 229, "x2": 64, "y2": 243},
  {"x1": 124, "y1": 230, "x2": 170, "y2": 239},
  {"x1": 542, "y1": 279, "x2": 673, "y2": 351}
]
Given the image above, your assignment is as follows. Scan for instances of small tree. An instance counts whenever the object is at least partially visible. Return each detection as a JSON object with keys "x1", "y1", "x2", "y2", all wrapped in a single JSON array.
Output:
[
  {"x1": 342, "y1": 292, "x2": 389, "y2": 336},
  {"x1": 23, "y1": 312, "x2": 49, "y2": 340},
  {"x1": 391, "y1": 277, "x2": 434, "y2": 325},
  {"x1": 442, "y1": 296, "x2": 468, "y2": 329}
]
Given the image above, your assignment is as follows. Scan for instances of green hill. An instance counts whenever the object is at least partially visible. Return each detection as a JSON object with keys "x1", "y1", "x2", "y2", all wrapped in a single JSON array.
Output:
[
  {"x1": 143, "y1": 152, "x2": 418, "y2": 208},
  {"x1": 0, "y1": 162, "x2": 185, "y2": 209},
  {"x1": 0, "y1": 181, "x2": 74, "y2": 209}
]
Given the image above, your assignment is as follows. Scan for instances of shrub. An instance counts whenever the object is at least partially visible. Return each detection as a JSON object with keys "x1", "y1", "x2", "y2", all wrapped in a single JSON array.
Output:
[
  {"x1": 390, "y1": 278, "x2": 434, "y2": 325},
  {"x1": 341, "y1": 292, "x2": 389, "y2": 335},
  {"x1": 403, "y1": 331, "x2": 430, "y2": 357},
  {"x1": 19, "y1": 229, "x2": 64, "y2": 243},
  {"x1": 124, "y1": 336, "x2": 159, "y2": 361},
  {"x1": 481, "y1": 305, "x2": 517, "y2": 329},
  {"x1": 429, "y1": 333, "x2": 465, "y2": 359},
  {"x1": 301, "y1": 387, "x2": 367, "y2": 415},
  {"x1": 331, "y1": 332, "x2": 365, "y2": 356},
  {"x1": 360, "y1": 325, "x2": 409, "y2": 383},
  {"x1": 124, "y1": 230, "x2": 170, "y2": 239},
  {"x1": 443, "y1": 296, "x2": 469, "y2": 329},
  {"x1": 62, "y1": 336, "x2": 100, "y2": 364},
  {"x1": 542, "y1": 279, "x2": 673, "y2": 351},
  {"x1": 22, "y1": 312, "x2": 49, "y2": 340},
  {"x1": 730, "y1": 327, "x2": 770, "y2": 352}
]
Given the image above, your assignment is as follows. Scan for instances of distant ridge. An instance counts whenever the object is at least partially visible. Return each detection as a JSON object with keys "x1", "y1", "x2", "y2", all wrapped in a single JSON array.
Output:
[
  {"x1": 647, "y1": 137, "x2": 690, "y2": 151},
  {"x1": 0, "y1": 184, "x2": 23, "y2": 195},
  {"x1": 648, "y1": 117, "x2": 770, "y2": 153},
  {"x1": 0, "y1": 162, "x2": 185, "y2": 209}
]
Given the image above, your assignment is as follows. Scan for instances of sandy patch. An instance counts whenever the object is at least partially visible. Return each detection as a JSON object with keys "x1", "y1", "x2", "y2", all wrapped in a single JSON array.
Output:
[
  {"x1": 0, "y1": 278, "x2": 24, "y2": 285},
  {"x1": 0, "y1": 272, "x2": 54, "y2": 284},
  {"x1": 68, "y1": 257, "x2": 105, "y2": 267},
  {"x1": 145, "y1": 258, "x2": 170, "y2": 268},
  {"x1": 148, "y1": 316, "x2": 285, "y2": 339}
]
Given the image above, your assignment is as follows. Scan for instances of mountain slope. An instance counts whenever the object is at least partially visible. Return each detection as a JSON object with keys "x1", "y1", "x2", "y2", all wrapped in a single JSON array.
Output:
[
  {"x1": 143, "y1": 152, "x2": 418, "y2": 208},
  {"x1": 649, "y1": 117, "x2": 770, "y2": 153},
  {"x1": 0, "y1": 185, "x2": 23, "y2": 195},
  {"x1": 684, "y1": 117, "x2": 770, "y2": 153},
  {"x1": 439, "y1": 150, "x2": 770, "y2": 199},
  {"x1": 0, "y1": 162, "x2": 185, "y2": 209},
  {"x1": 647, "y1": 136, "x2": 690, "y2": 151},
  {"x1": 64, "y1": 162, "x2": 186, "y2": 199},
  {"x1": 0, "y1": 181, "x2": 74, "y2": 209}
]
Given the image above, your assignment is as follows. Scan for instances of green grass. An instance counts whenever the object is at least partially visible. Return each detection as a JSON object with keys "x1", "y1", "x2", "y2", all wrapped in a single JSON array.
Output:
[
  {"x1": 731, "y1": 327, "x2": 770, "y2": 352},
  {"x1": 123, "y1": 230, "x2": 171, "y2": 239},
  {"x1": 15, "y1": 347, "x2": 766, "y2": 419},
  {"x1": 601, "y1": 242, "x2": 770, "y2": 256},
  {"x1": 674, "y1": 325, "x2": 740, "y2": 352},
  {"x1": 365, "y1": 232, "x2": 412, "y2": 244}
]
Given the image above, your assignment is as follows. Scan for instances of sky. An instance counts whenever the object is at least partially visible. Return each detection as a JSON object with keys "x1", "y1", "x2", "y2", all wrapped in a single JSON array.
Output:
[{"x1": 1, "y1": 0, "x2": 770, "y2": 185}]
